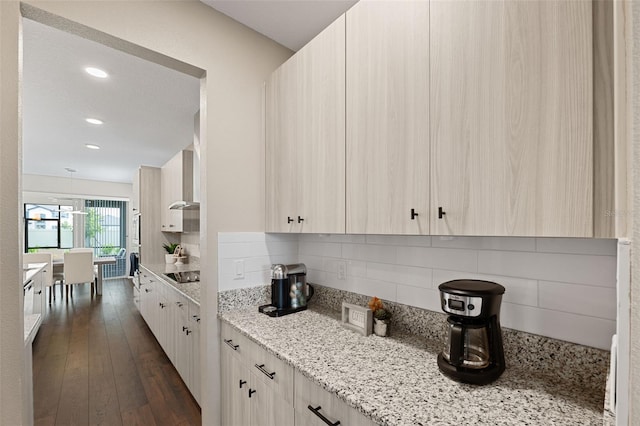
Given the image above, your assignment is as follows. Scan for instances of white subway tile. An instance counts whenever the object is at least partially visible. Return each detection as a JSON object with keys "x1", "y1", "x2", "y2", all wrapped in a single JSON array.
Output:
[
  {"x1": 538, "y1": 281, "x2": 616, "y2": 320},
  {"x1": 365, "y1": 235, "x2": 432, "y2": 247},
  {"x1": 265, "y1": 240, "x2": 299, "y2": 256},
  {"x1": 219, "y1": 256, "x2": 271, "y2": 278},
  {"x1": 366, "y1": 262, "x2": 432, "y2": 289},
  {"x1": 218, "y1": 242, "x2": 267, "y2": 258},
  {"x1": 500, "y1": 303, "x2": 615, "y2": 350},
  {"x1": 396, "y1": 246, "x2": 477, "y2": 272},
  {"x1": 341, "y1": 243, "x2": 397, "y2": 263},
  {"x1": 321, "y1": 272, "x2": 358, "y2": 293},
  {"x1": 300, "y1": 234, "x2": 366, "y2": 244},
  {"x1": 353, "y1": 277, "x2": 397, "y2": 302},
  {"x1": 480, "y1": 237, "x2": 536, "y2": 252},
  {"x1": 396, "y1": 285, "x2": 442, "y2": 312},
  {"x1": 535, "y1": 238, "x2": 617, "y2": 256},
  {"x1": 299, "y1": 241, "x2": 342, "y2": 257},
  {"x1": 432, "y1": 270, "x2": 538, "y2": 307},
  {"x1": 219, "y1": 270, "x2": 271, "y2": 291},
  {"x1": 431, "y1": 236, "x2": 484, "y2": 249},
  {"x1": 299, "y1": 255, "x2": 324, "y2": 271},
  {"x1": 348, "y1": 260, "x2": 367, "y2": 278},
  {"x1": 307, "y1": 269, "x2": 326, "y2": 285},
  {"x1": 218, "y1": 232, "x2": 267, "y2": 243},
  {"x1": 478, "y1": 251, "x2": 616, "y2": 287}
]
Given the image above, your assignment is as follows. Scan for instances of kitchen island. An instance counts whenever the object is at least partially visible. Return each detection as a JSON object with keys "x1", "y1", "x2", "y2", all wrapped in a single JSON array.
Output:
[{"x1": 219, "y1": 305, "x2": 606, "y2": 426}]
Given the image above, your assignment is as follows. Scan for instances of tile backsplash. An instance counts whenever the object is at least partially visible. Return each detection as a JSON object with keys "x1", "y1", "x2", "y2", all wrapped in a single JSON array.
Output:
[{"x1": 218, "y1": 232, "x2": 617, "y2": 350}]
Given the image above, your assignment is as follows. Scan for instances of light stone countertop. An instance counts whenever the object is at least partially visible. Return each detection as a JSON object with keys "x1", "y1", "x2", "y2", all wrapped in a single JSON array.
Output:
[
  {"x1": 23, "y1": 262, "x2": 46, "y2": 286},
  {"x1": 219, "y1": 305, "x2": 605, "y2": 426},
  {"x1": 24, "y1": 313, "x2": 41, "y2": 346},
  {"x1": 140, "y1": 263, "x2": 200, "y2": 306}
]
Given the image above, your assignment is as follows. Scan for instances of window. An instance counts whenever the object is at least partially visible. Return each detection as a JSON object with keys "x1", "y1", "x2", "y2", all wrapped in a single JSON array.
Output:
[
  {"x1": 24, "y1": 204, "x2": 74, "y2": 251},
  {"x1": 85, "y1": 199, "x2": 127, "y2": 256}
]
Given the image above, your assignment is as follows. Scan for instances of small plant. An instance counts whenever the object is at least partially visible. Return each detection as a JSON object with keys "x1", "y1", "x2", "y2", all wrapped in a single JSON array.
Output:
[
  {"x1": 163, "y1": 243, "x2": 179, "y2": 254},
  {"x1": 368, "y1": 296, "x2": 392, "y2": 321}
]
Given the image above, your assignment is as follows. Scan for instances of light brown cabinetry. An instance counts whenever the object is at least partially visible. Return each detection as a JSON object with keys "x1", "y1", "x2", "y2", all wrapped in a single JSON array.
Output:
[
  {"x1": 220, "y1": 322, "x2": 295, "y2": 426},
  {"x1": 346, "y1": 0, "x2": 430, "y2": 235},
  {"x1": 134, "y1": 166, "x2": 165, "y2": 264},
  {"x1": 429, "y1": 0, "x2": 594, "y2": 236},
  {"x1": 294, "y1": 370, "x2": 376, "y2": 426},
  {"x1": 160, "y1": 150, "x2": 198, "y2": 233},
  {"x1": 266, "y1": 15, "x2": 345, "y2": 234}
]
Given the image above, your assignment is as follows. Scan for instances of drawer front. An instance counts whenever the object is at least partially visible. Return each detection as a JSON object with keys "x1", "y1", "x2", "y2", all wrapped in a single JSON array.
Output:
[
  {"x1": 246, "y1": 338, "x2": 294, "y2": 405},
  {"x1": 295, "y1": 370, "x2": 377, "y2": 426},
  {"x1": 220, "y1": 321, "x2": 250, "y2": 361}
]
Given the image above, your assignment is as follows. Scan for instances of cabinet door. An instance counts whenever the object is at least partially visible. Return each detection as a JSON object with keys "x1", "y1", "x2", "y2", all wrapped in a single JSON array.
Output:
[
  {"x1": 430, "y1": 0, "x2": 592, "y2": 236},
  {"x1": 221, "y1": 347, "x2": 251, "y2": 426},
  {"x1": 346, "y1": 0, "x2": 430, "y2": 235},
  {"x1": 140, "y1": 280, "x2": 157, "y2": 333},
  {"x1": 249, "y1": 371, "x2": 294, "y2": 426},
  {"x1": 266, "y1": 15, "x2": 346, "y2": 234},
  {"x1": 161, "y1": 153, "x2": 184, "y2": 232},
  {"x1": 188, "y1": 303, "x2": 200, "y2": 404}
]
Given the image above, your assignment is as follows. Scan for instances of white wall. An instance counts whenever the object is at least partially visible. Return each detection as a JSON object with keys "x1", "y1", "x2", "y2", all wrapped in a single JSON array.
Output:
[
  {"x1": 219, "y1": 232, "x2": 617, "y2": 350},
  {"x1": 1, "y1": 2, "x2": 292, "y2": 424},
  {"x1": 23, "y1": 174, "x2": 132, "y2": 201}
]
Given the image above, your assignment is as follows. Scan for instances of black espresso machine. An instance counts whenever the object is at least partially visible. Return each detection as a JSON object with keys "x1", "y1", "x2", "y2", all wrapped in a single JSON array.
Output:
[
  {"x1": 437, "y1": 279, "x2": 506, "y2": 385},
  {"x1": 259, "y1": 263, "x2": 314, "y2": 317}
]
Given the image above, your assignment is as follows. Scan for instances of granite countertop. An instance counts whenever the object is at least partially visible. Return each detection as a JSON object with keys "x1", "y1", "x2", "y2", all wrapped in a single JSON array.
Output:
[
  {"x1": 219, "y1": 305, "x2": 605, "y2": 426},
  {"x1": 140, "y1": 262, "x2": 200, "y2": 305},
  {"x1": 23, "y1": 262, "x2": 46, "y2": 285},
  {"x1": 24, "y1": 313, "x2": 41, "y2": 346}
]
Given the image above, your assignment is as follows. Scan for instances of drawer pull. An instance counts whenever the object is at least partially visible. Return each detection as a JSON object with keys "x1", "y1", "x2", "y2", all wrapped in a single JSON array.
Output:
[
  {"x1": 255, "y1": 363, "x2": 276, "y2": 380},
  {"x1": 248, "y1": 388, "x2": 256, "y2": 398},
  {"x1": 224, "y1": 339, "x2": 239, "y2": 350},
  {"x1": 308, "y1": 405, "x2": 340, "y2": 426},
  {"x1": 239, "y1": 380, "x2": 247, "y2": 388}
]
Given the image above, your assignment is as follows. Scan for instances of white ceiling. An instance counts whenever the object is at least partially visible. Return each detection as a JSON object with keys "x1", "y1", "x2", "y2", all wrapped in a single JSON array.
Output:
[
  {"x1": 22, "y1": 1, "x2": 356, "y2": 185},
  {"x1": 202, "y1": 0, "x2": 358, "y2": 51},
  {"x1": 22, "y1": 18, "x2": 200, "y2": 184}
]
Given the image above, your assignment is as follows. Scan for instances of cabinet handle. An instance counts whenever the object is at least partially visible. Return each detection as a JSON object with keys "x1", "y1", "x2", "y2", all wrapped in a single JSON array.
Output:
[
  {"x1": 308, "y1": 405, "x2": 340, "y2": 426},
  {"x1": 176, "y1": 302, "x2": 183, "y2": 307},
  {"x1": 159, "y1": 302, "x2": 165, "y2": 308},
  {"x1": 410, "y1": 208, "x2": 418, "y2": 220},
  {"x1": 193, "y1": 315, "x2": 201, "y2": 323},
  {"x1": 145, "y1": 288, "x2": 150, "y2": 293},
  {"x1": 183, "y1": 326, "x2": 188, "y2": 332},
  {"x1": 438, "y1": 206, "x2": 446, "y2": 219},
  {"x1": 186, "y1": 329, "x2": 192, "y2": 335},
  {"x1": 36, "y1": 290, "x2": 42, "y2": 295},
  {"x1": 224, "y1": 339, "x2": 239, "y2": 350},
  {"x1": 297, "y1": 216, "x2": 304, "y2": 223},
  {"x1": 254, "y1": 363, "x2": 276, "y2": 380},
  {"x1": 248, "y1": 389, "x2": 256, "y2": 398},
  {"x1": 287, "y1": 216, "x2": 294, "y2": 223},
  {"x1": 239, "y1": 380, "x2": 247, "y2": 388},
  {"x1": 169, "y1": 224, "x2": 175, "y2": 228}
]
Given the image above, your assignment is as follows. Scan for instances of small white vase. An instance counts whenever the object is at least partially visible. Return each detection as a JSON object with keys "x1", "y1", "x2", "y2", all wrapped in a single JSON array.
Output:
[
  {"x1": 373, "y1": 318, "x2": 389, "y2": 337},
  {"x1": 165, "y1": 254, "x2": 176, "y2": 264}
]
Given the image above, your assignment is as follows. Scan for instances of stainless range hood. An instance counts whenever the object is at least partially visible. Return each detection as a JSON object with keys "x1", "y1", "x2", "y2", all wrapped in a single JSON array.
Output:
[{"x1": 169, "y1": 200, "x2": 199, "y2": 210}]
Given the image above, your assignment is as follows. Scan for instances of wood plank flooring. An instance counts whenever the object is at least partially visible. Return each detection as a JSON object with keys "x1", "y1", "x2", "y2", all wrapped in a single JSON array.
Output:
[{"x1": 32, "y1": 278, "x2": 201, "y2": 426}]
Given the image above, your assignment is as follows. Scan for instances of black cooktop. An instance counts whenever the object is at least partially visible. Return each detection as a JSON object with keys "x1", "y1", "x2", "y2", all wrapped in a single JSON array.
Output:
[{"x1": 163, "y1": 271, "x2": 200, "y2": 283}]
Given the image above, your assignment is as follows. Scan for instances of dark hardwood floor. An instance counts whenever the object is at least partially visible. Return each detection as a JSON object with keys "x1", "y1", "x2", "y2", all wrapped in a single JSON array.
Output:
[{"x1": 32, "y1": 278, "x2": 201, "y2": 426}]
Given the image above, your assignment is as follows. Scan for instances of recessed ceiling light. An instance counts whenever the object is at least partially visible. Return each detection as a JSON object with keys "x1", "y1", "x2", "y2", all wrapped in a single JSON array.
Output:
[
  {"x1": 85, "y1": 144, "x2": 101, "y2": 150},
  {"x1": 85, "y1": 118, "x2": 103, "y2": 125},
  {"x1": 85, "y1": 67, "x2": 108, "y2": 78}
]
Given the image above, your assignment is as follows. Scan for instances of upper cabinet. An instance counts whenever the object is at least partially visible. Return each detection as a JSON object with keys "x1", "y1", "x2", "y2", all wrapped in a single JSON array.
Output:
[
  {"x1": 430, "y1": 0, "x2": 594, "y2": 237},
  {"x1": 266, "y1": 0, "x2": 615, "y2": 238},
  {"x1": 346, "y1": 0, "x2": 430, "y2": 235},
  {"x1": 266, "y1": 15, "x2": 346, "y2": 234},
  {"x1": 160, "y1": 150, "x2": 199, "y2": 233}
]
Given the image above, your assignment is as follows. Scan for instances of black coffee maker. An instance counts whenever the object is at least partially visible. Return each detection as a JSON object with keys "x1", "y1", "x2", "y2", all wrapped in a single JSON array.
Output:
[
  {"x1": 259, "y1": 263, "x2": 314, "y2": 317},
  {"x1": 437, "y1": 279, "x2": 506, "y2": 385}
]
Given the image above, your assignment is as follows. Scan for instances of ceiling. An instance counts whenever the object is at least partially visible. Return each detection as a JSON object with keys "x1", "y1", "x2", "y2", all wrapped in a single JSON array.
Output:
[
  {"x1": 22, "y1": 1, "x2": 357, "y2": 185},
  {"x1": 22, "y1": 18, "x2": 200, "y2": 184},
  {"x1": 202, "y1": 0, "x2": 357, "y2": 51}
]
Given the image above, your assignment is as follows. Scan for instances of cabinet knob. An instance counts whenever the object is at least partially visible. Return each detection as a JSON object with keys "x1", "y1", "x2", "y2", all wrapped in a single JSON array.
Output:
[
  {"x1": 248, "y1": 389, "x2": 256, "y2": 398},
  {"x1": 287, "y1": 216, "x2": 294, "y2": 223},
  {"x1": 438, "y1": 206, "x2": 446, "y2": 219},
  {"x1": 297, "y1": 216, "x2": 304, "y2": 223},
  {"x1": 410, "y1": 209, "x2": 418, "y2": 220}
]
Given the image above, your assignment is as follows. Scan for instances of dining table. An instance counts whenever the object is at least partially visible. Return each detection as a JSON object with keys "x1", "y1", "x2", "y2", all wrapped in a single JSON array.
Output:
[{"x1": 52, "y1": 256, "x2": 116, "y2": 296}]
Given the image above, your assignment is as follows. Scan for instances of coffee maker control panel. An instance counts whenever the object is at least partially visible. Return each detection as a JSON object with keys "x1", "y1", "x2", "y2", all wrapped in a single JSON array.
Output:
[{"x1": 441, "y1": 293, "x2": 483, "y2": 317}]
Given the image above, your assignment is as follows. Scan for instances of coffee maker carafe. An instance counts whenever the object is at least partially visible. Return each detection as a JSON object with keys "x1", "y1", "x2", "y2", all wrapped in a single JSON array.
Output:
[
  {"x1": 437, "y1": 280, "x2": 506, "y2": 385},
  {"x1": 260, "y1": 263, "x2": 314, "y2": 317}
]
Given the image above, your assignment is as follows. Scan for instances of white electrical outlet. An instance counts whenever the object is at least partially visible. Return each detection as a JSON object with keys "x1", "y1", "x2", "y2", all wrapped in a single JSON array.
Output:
[
  {"x1": 234, "y1": 260, "x2": 245, "y2": 279},
  {"x1": 337, "y1": 261, "x2": 347, "y2": 280}
]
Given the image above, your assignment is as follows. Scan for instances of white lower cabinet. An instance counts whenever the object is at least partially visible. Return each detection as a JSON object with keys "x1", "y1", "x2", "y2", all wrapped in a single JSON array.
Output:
[
  {"x1": 221, "y1": 322, "x2": 295, "y2": 426},
  {"x1": 137, "y1": 266, "x2": 200, "y2": 404},
  {"x1": 220, "y1": 322, "x2": 376, "y2": 426}
]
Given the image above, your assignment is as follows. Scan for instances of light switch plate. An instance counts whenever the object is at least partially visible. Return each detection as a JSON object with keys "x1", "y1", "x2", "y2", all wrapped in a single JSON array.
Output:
[{"x1": 234, "y1": 260, "x2": 244, "y2": 279}]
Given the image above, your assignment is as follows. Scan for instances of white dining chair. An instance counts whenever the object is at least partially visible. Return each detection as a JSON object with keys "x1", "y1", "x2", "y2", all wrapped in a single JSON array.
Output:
[
  {"x1": 23, "y1": 252, "x2": 59, "y2": 304},
  {"x1": 62, "y1": 251, "x2": 97, "y2": 297}
]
